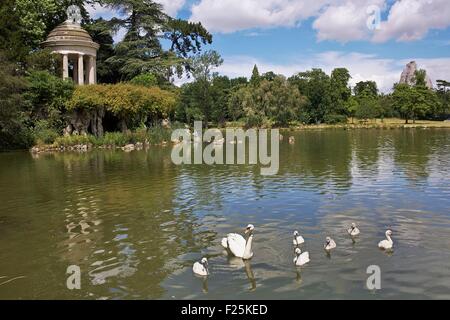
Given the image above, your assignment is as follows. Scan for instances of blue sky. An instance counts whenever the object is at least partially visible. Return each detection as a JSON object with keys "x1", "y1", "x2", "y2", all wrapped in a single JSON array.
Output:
[{"x1": 86, "y1": 0, "x2": 450, "y2": 92}]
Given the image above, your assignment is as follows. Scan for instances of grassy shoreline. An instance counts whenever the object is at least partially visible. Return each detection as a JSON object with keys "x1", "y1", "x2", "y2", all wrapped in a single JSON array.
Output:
[
  {"x1": 224, "y1": 118, "x2": 450, "y2": 130},
  {"x1": 30, "y1": 118, "x2": 450, "y2": 154}
]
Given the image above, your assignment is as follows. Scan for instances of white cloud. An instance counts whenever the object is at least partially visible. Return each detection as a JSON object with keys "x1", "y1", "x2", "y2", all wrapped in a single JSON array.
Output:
[
  {"x1": 189, "y1": 0, "x2": 450, "y2": 43},
  {"x1": 156, "y1": 0, "x2": 186, "y2": 16},
  {"x1": 189, "y1": 0, "x2": 331, "y2": 33},
  {"x1": 211, "y1": 52, "x2": 449, "y2": 92},
  {"x1": 373, "y1": 0, "x2": 450, "y2": 42},
  {"x1": 85, "y1": 1, "x2": 185, "y2": 19},
  {"x1": 313, "y1": 0, "x2": 386, "y2": 42},
  {"x1": 85, "y1": 4, "x2": 116, "y2": 19}
]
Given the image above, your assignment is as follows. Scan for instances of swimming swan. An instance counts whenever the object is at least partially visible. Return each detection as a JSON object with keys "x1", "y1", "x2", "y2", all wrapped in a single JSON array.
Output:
[
  {"x1": 324, "y1": 237, "x2": 337, "y2": 251},
  {"x1": 348, "y1": 223, "x2": 360, "y2": 237},
  {"x1": 193, "y1": 257, "x2": 209, "y2": 276},
  {"x1": 293, "y1": 248, "x2": 310, "y2": 266},
  {"x1": 221, "y1": 224, "x2": 254, "y2": 260},
  {"x1": 378, "y1": 230, "x2": 394, "y2": 250},
  {"x1": 293, "y1": 230, "x2": 305, "y2": 246}
]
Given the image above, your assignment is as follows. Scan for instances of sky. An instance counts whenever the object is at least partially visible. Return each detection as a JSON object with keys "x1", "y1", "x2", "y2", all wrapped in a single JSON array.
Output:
[{"x1": 86, "y1": 0, "x2": 450, "y2": 92}]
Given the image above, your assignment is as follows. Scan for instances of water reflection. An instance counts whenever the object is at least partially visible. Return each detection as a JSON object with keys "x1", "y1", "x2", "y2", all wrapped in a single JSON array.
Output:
[{"x1": 0, "y1": 129, "x2": 449, "y2": 299}]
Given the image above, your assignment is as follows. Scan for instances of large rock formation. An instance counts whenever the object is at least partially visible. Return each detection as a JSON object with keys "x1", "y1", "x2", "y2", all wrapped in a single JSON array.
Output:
[
  {"x1": 63, "y1": 108, "x2": 105, "y2": 137},
  {"x1": 399, "y1": 61, "x2": 433, "y2": 89}
]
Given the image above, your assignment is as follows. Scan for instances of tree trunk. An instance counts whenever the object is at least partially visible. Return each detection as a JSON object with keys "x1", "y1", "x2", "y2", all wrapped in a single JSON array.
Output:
[{"x1": 119, "y1": 119, "x2": 128, "y2": 133}]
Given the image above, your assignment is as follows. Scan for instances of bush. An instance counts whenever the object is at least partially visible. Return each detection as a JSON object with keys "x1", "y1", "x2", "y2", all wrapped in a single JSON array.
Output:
[
  {"x1": 25, "y1": 70, "x2": 74, "y2": 132},
  {"x1": 324, "y1": 114, "x2": 348, "y2": 124},
  {"x1": 129, "y1": 73, "x2": 158, "y2": 87},
  {"x1": 54, "y1": 134, "x2": 93, "y2": 147},
  {"x1": 33, "y1": 120, "x2": 59, "y2": 145},
  {"x1": 67, "y1": 83, "x2": 177, "y2": 130}
]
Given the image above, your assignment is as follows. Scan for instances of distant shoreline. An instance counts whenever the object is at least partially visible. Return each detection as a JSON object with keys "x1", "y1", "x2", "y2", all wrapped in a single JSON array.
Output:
[
  {"x1": 224, "y1": 118, "x2": 450, "y2": 130},
  {"x1": 26, "y1": 118, "x2": 450, "y2": 154}
]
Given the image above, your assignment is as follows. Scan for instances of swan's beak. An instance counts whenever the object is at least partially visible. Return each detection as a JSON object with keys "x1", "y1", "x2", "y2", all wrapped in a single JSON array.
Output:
[{"x1": 245, "y1": 228, "x2": 250, "y2": 234}]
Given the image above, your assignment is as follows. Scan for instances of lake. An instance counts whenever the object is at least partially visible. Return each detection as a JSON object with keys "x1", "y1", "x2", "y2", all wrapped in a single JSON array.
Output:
[{"x1": 0, "y1": 129, "x2": 449, "y2": 299}]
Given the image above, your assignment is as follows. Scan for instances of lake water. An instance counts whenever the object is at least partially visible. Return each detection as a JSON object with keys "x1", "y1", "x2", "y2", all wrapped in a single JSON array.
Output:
[{"x1": 0, "y1": 129, "x2": 449, "y2": 299}]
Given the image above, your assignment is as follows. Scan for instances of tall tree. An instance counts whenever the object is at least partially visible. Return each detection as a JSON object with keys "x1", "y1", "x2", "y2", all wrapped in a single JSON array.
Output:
[
  {"x1": 289, "y1": 69, "x2": 332, "y2": 124},
  {"x1": 250, "y1": 64, "x2": 260, "y2": 85},
  {"x1": 176, "y1": 51, "x2": 223, "y2": 125},
  {"x1": 354, "y1": 81, "x2": 378, "y2": 97},
  {"x1": 0, "y1": 51, "x2": 30, "y2": 149},
  {"x1": 103, "y1": 0, "x2": 212, "y2": 80},
  {"x1": 329, "y1": 68, "x2": 351, "y2": 120},
  {"x1": 84, "y1": 18, "x2": 120, "y2": 83}
]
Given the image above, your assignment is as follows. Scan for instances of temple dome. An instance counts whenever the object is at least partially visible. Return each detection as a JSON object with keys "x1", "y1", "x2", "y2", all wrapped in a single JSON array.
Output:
[{"x1": 42, "y1": 21, "x2": 99, "y2": 51}]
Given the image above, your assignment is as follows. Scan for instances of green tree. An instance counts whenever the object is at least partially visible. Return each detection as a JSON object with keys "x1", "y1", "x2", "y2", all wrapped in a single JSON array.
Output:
[
  {"x1": 250, "y1": 64, "x2": 261, "y2": 86},
  {"x1": 289, "y1": 69, "x2": 332, "y2": 124},
  {"x1": 354, "y1": 81, "x2": 378, "y2": 97},
  {"x1": 0, "y1": 51, "x2": 31, "y2": 150},
  {"x1": 346, "y1": 96, "x2": 359, "y2": 124},
  {"x1": 84, "y1": 18, "x2": 120, "y2": 83},
  {"x1": 24, "y1": 71, "x2": 74, "y2": 132},
  {"x1": 328, "y1": 68, "x2": 351, "y2": 123},
  {"x1": 436, "y1": 80, "x2": 450, "y2": 120},
  {"x1": 353, "y1": 80, "x2": 380, "y2": 122},
  {"x1": 392, "y1": 83, "x2": 438, "y2": 124},
  {"x1": 103, "y1": 0, "x2": 212, "y2": 80}
]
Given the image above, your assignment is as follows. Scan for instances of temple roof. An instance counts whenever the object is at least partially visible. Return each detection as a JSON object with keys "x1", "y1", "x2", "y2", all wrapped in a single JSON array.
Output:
[{"x1": 42, "y1": 21, "x2": 99, "y2": 50}]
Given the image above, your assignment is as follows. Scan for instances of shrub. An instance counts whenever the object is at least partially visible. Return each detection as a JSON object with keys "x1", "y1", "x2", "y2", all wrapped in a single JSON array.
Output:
[
  {"x1": 33, "y1": 120, "x2": 59, "y2": 145},
  {"x1": 324, "y1": 114, "x2": 348, "y2": 124},
  {"x1": 129, "y1": 73, "x2": 158, "y2": 87},
  {"x1": 67, "y1": 83, "x2": 177, "y2": 130},
  {"x1": 25, "y1": 70, "x2": 74, "y2": 132}
]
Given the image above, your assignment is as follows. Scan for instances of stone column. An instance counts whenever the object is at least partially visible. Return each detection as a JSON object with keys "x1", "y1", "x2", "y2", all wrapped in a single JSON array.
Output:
[
  {"x1": 93, "y1": 57, "x2": 97, "y2": 84},
  {"x1": 73, "y1": 58, "x2": 78, "y2": 84},
  {"x1": 62, "y1": 54, "x2": 69, "y2": 80},
  {"x1": 78, "y1": 54, "x2": 84, "y2": 85},
  {"x1": 88, "y1": 55, "x2": 95, "y2": 85}
]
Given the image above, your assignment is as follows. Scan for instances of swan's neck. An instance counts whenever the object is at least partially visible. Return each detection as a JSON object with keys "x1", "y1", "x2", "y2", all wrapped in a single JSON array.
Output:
[
  {"x1": 244, "y1": 234, "x2": 253, "y2": 258},
  {"x1": 386, "y1": 235, "x2": 393, "y2": 243}
]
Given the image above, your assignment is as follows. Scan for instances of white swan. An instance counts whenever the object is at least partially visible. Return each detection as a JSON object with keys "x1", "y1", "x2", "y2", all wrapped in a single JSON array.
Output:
[
  {"x1": 193, "y1": 257, "x2": 209, "y2": 276},
  {"x1": 293, "y1": 230, "x2": 305, "y2": 246},
  {"x1": 293, "y1": 248, "x2": 310, "y2": 266},
  {"x1": 221, "y1": 224, "x2": 254, "y2": 260},
  {"x1": 348, "y1": 223, "x2": 360, "y2": 237},
  {"x1": 378, "y1": 230, "x2": 394, "y2": 250},
  {"x1": 324, "y1": 236, "x2": 337, "y2": 251}
]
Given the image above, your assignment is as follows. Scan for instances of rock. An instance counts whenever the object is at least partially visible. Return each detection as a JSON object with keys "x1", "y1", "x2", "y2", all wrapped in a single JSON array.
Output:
[
  {"x1": 63, "y1": 124, "x2": 73, "y2": 136},
  {"x1": 31, "y1": 146, "x2": 40, "y2": 153},
  {"x1": 289, "y1": 136, "x2": 295, "y2": 144},
  {"x1": 162, "y1": 119, "x2": 170, "y2": 128},
  {"x1": 122, "y1": 144, "x2": 135, "y2": 152},
  {"x1": 135, "y1": 142, "x2": 143, "y2": 150},
  {"x1": 400, "y1": 61, "x2": 433, "y2": 89}
]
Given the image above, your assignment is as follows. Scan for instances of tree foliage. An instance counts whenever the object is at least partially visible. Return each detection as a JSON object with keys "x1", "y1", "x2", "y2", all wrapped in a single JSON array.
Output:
[{"x1": 67, "y1": 83, "x2": 177, "y2": 129}]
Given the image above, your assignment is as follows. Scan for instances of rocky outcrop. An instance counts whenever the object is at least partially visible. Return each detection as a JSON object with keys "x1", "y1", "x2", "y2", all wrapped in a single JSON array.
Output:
[
  {"x1": 64, "y1": 108, "x2": 105, "y2": 137},
  {"x1": 399, "y1": 61, "x2": 433, "y2": 89}
]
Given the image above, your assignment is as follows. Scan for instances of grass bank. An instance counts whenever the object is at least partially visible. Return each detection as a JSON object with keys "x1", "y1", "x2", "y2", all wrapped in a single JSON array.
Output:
[
  {"x1": 31, "y1": 124, "x2": 183, "y2": 153},
  {"x1": 224, "y1": 118, "x2": 450, "y2": 130}
]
